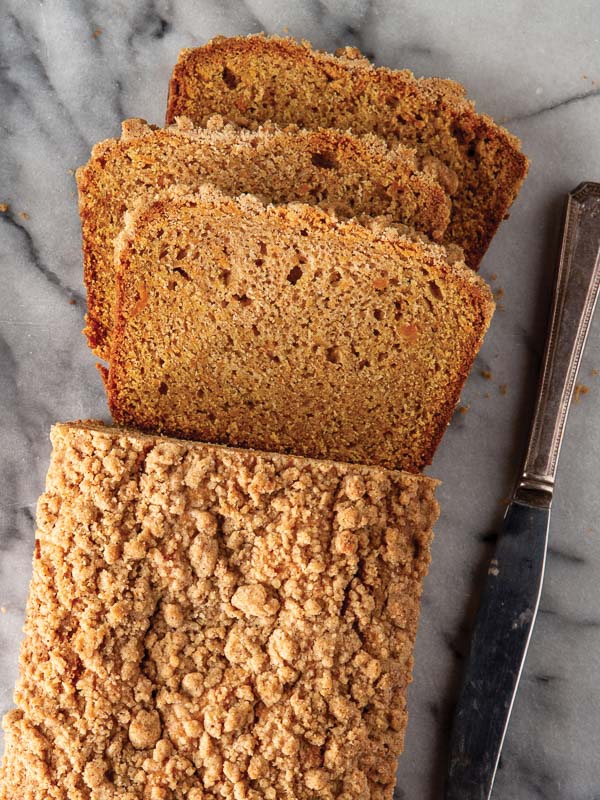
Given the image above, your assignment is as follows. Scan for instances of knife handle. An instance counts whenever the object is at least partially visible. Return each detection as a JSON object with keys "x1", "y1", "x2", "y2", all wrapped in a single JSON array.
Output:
[{"x1": 516, "y1": 182, "x2": 600, "y2": 508}]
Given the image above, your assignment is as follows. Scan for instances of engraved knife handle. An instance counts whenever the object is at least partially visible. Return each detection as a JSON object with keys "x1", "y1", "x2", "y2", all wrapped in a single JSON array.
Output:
[{"x1": 515, "y1": 183, "x2": 600, "y2": 508}]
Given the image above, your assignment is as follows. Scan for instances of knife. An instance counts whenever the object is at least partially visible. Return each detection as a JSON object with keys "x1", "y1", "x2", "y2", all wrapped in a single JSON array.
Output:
[{"x1": 445, "y1": 182, "x2": 600, "y2": 800}]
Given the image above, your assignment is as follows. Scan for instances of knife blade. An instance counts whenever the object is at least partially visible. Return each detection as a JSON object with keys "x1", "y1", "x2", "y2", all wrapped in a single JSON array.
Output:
[
  {"x1": 445, "y1": 502, "x2": 549, "y2": 800},
  {"x1": 445, "y1": 182, "x2": 600, "y2": 800}
]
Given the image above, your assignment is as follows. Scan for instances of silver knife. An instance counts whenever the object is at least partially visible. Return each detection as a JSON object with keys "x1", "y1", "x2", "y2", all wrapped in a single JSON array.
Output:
[{"x1": 445, "y1": 182, "x2": 600, "y2": 800}]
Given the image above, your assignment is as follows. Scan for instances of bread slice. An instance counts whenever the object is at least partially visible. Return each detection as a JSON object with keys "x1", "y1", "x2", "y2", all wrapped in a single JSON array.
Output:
[
  {"x1": 166, "y1": 34, "x2": 529, "y2": 269},
  {"x1": 0, "y1": 421, "x2": 439, "y2": 799},
  {"x1": 106, "y1": 185, "x2": 494, "y2": 472},
  {"x1": 77, "y1": 115, "x2": 453, "y2": 359}
]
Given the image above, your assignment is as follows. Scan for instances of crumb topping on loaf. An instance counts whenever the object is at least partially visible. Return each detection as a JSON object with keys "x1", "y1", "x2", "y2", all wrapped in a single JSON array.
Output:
[{"x1": 0, "y1": 422, "x2": 439, "y2": 800}]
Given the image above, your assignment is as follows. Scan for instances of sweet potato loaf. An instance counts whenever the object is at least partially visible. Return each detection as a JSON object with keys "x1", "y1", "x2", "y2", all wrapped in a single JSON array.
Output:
[
  {"x1": 0, "y1": 421, "x2": 439, "y2": 800},
  {"x1": 166, "y1": 34, "x2": 529, "y2": 269},
  {"x1": 77, "y1": 115, "x2": 453, "y2": 359},
  {"x1": 106, "y1": 185, "x2": 494, "y2": 472}
]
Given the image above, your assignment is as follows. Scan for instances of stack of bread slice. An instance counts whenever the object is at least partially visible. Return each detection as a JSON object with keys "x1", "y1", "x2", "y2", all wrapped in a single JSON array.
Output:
[
  {"x1": 0, "y1": 34, "x2": 528, "y2": 800},
  {"x1": 167, "y1": 35, "x2": 528, "y2": 269},
  {"x1": 77, "y1": 34, "x2": 528, "y2": 474},
  {"x1": 79, "y1": 115, "x2": 456, "y2": 359}
]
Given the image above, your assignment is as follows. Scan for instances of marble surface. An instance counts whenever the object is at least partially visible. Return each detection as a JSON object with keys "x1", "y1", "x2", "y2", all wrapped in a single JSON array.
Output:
[{"x1": 2, "y1": 1, "x2": 600, "y2": 797}]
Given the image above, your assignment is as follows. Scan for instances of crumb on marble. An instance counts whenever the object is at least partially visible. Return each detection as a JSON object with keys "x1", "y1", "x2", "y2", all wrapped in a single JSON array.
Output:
[
  {"x1": 591, "y1": 368, "x2": 598, "y2": 377},
  {"x1": 493, "y1": 287, "x2": 504, "y2": 301},
  {"x1": 92, "y1": 28, "x2": 103, "y2": 39},
  {"x1": 458, "y1": 405, "x2": 469, "y2": 414},
  {"x1": 19, "y1": 211, "x2": 29, "y2": 220},
  {"x1": 0, "y1": 203, "x2": 9, "y2": 213},
  {"x1": 574, "y1": 383, "x2": 589, "y2": 403},
  {"x1": 480, "y1": 369, "x2": 492, "y2": 380},
  {"x1": 483, "y1": 392, "x2": 491, "y2": 399},
  {"x1": 0, "y1": 607, "x2": 6, "y2": 614},
  {"x1": 489, "y1": 273, "x2": 497, "y2": 281},
  {"x1": 499, "y1": 384, "x2": 508, "y2": 395}
]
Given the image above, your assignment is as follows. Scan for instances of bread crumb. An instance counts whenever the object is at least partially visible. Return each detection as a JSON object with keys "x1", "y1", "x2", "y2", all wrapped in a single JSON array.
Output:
[
  {"x1": 493, "y1": 287, "x2": 504, "y2": 301},
  {"x1": 372, "y1": 276, "x2": 389, "y2": 290},
  {"x1": 574, "y1": 383, "x2": 589, "y2": 403},
  {"x1": 92, "y1": 28, "x2": 102, "y2": 39},
  {"x1": 480, "y1": 369, "x2": 492, "y2": 380},
  {"x1": 591, "y1": 368, "x2": 598, "y2": 377},
  {"x1": 490, "y1": 273, "x2": 498, "y2": 281},
  {"x1": 483, "y1": 392, "x2": 491, "y2": 399},
  {"x1": 19, "y1": 211, "x2": 29, "y2": 220},
  {"x1": 0, "y1": 203, "x2": 9, "y2": 213},
  {"x1": 69, "y1": 298, "x2": 76, "y2": 305},
  {"x1": 458, "y1": 405, "x2": 469, "y2": 414},
  {"x1": 499, "y1": 384, "x2": 508, "y2": 395},
  {"x1": 0, "y1": 606, "x2": 6, "y2": 614}
]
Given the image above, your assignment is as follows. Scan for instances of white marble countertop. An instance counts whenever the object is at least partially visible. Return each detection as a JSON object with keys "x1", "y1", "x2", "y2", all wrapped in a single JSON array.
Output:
[{"x1": 2, "y1": 2, "x2": 600, "y2": 797}]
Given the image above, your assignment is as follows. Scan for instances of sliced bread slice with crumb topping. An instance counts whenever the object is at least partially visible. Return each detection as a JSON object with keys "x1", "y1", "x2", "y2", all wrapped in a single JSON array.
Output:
[{"x1": 106, "y1": 184, "x2": 494, "y2": 472}]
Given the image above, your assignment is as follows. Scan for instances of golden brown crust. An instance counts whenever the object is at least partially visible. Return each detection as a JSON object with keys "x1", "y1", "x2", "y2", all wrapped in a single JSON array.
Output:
[
  {"x1": 76, "y1": 115, "x2": 451, "y2": 358},
  {"x1": 0, "y1": 421, "x2": 439, "y2": 799},
  {"x1": 106, "y1": 184, "x2": 494, "y2": 472},
  {"x1": 166, "y1": 33, "x2": 529, "y2": 268}
]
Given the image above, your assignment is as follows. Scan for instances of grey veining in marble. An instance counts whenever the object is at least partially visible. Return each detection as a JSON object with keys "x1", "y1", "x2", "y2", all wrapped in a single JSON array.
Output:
[{"x1": 2, "y1": 1, "x2": 600, "y2": 798}]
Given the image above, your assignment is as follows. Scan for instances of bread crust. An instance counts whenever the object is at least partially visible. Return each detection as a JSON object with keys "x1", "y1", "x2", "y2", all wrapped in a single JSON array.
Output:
[{"x1": 166, "y1": 34, "x2": 529, "y2": 268}]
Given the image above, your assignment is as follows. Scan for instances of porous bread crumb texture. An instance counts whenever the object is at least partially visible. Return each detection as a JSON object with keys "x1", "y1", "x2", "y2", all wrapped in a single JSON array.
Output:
[
  {"x1": 77, "y1": 114, "x2": 452, "y2": 359},
  {"x1": 166, "y1": 33, "x2": 529, "y2": 269},
  {"x1": 107, "y1": 185, "x2": 495, "y2": 473},
  {"x1": 0, "y1": 421, "x2": 439, "y2": 800}
]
